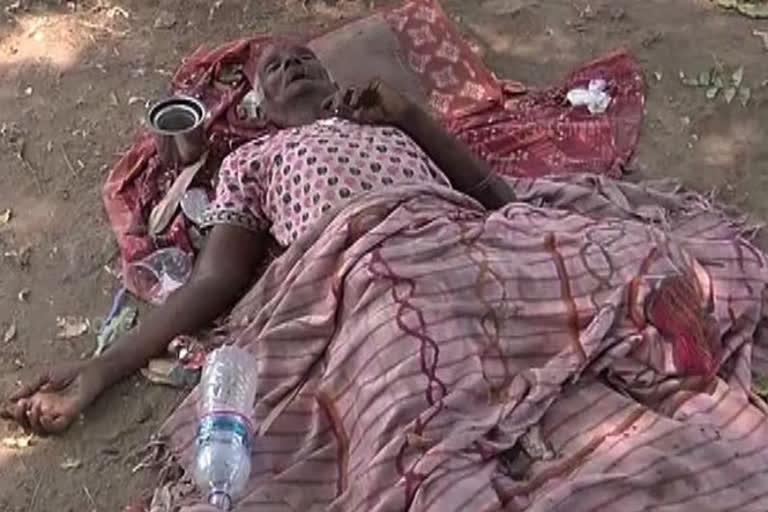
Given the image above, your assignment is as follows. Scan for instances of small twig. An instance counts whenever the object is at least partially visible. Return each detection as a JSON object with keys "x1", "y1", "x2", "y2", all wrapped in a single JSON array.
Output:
[
  {"x1": 77, "y1": 19, "x2": 128, "y2": 37},
  {"x1": 82, "y1": 484, "x2": 98, "y2": 510},
  {"x1": 17, "y1": 154, "x2": 44, "y2": 194},
  {"x1": 27, "y1": 476, "x2": 42, "y2": 512},
  {"x1": 60, "y1": 145, "x2": 78, "y2": 177}
]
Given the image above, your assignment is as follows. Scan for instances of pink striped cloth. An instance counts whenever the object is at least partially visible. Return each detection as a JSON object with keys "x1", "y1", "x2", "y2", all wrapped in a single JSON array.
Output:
[{"x1": 161, "y1": 176, "x2": 768, "y2": 511}]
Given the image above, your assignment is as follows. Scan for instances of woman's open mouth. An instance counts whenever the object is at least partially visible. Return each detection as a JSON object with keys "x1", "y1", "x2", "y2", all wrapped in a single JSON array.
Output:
[{"x1": 286, "y1": 70, "x2": 309, "y2": 85}]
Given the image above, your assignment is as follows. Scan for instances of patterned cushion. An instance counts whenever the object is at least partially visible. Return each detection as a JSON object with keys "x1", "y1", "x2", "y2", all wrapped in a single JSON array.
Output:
[{"x1": 308, "y1": 0, "x2": 502, "y2": 118}]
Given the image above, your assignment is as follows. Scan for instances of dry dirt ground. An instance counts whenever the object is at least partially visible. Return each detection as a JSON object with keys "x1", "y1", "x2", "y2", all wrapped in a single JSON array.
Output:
[{"x1": 0, "y1": 0, "x2": 767, "y2": 510}]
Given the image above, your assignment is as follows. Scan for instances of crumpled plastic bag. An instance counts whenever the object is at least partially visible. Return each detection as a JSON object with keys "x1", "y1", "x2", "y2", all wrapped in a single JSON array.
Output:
[{"x1": 566, "y1": 78, "x2": 612, "y2": 114}]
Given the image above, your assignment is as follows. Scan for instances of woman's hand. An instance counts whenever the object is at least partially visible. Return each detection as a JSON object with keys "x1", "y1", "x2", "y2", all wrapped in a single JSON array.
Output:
[
  {"x1": 1, "y1": 360, "x2": 106, "y2": 435},
  {"x1": 323, "y1": 80, "x2": 415, "y2": 128}
]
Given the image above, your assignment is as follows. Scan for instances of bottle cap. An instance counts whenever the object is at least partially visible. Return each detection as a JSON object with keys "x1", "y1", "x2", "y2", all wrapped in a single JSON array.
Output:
[{"x1": 208, "y1": 490, "x2": 232, "y2": 510}]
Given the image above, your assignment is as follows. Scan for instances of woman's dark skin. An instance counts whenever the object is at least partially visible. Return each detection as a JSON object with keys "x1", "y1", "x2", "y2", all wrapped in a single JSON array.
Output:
[{"x1": 1, "y1": 43, "x2": 515, "y2": 435}]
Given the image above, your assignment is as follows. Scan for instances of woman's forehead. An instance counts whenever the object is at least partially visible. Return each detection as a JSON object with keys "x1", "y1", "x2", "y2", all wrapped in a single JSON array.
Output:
[{"x1": 259, "y1": 43, "x2": 313, "y2": 67}]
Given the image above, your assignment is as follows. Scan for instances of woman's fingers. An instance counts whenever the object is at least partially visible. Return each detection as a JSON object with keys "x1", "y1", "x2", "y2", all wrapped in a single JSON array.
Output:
[
  {"x1": 320, "y1": 94, "x2": 334, "y2": 112},
  {"x1": 342, "y1": 87, "x2": 356, "y2": 108},
  {"x1": 39, "y1": 408, "x2": 68, "y2": 434},
  {"x1": 26, "y1": 400, "x2": 44, "y2": 435},
  {"x1": 47, "y1": 414, "x2": 71, "y2": 434},
  {"x1": 5, "y1": 399, "x2": 30, "y2": 430},
  {"x1": 9, "y1": 373, "x2": 50, "y2": 401},
  {"x1": 348, "y1": 88, "x2": 364, "y2": 110}
]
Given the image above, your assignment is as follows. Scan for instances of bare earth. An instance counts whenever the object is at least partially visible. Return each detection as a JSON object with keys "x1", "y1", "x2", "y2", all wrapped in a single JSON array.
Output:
[{"x1": 0, "y1": 0, "x2": 766, "y2": 510}]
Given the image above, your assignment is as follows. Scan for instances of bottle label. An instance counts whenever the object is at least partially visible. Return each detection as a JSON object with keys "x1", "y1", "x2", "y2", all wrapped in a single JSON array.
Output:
[{"x1": 197, "y1": 412, "x2": 253, "y2": 451}]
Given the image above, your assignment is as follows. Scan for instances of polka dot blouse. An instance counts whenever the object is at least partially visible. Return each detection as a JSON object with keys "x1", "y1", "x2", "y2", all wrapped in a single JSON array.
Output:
[{"x1": 201, "y1": 117, "x2": 451, "y2": 247}]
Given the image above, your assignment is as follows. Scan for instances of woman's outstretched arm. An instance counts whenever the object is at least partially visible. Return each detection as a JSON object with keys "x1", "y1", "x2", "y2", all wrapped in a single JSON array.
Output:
[{"x1": 2, "y1": 224, "x2": 267, "y2": 435}]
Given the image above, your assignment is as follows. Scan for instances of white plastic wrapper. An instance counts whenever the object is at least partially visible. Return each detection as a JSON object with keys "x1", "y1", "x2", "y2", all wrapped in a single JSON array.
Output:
[{"x1": 566, "y1": 78, "x2": 612, "y2": 114}]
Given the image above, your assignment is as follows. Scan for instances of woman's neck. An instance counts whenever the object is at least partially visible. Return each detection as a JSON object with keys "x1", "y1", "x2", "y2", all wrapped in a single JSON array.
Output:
[{"x1": 269, "y1": 92, "x2": 331, "y2": 128}]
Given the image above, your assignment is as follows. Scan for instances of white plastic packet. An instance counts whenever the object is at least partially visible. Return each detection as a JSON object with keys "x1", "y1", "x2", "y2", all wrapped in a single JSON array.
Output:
[{"x1": 566, "y1": 78, "x2": 612, "y2": 114}]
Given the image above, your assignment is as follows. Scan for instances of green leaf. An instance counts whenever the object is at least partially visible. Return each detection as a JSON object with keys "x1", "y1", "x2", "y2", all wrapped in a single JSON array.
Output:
[
  {"x1": 682, "y1": 78, "x2": 699, "y2": 87},
  {"x1": 754, "y1": 373, "x2": 768, "y2": 397},
  {"x1": 739, "y1": 86, "x2": 751, "y2": 107},
  {"x1": 716, "y1": 0, "x2": 768, "y2": 18},
  {"x1": 706, "y1": 86, "x2": 720, "y2": 99},
  {"x1": 95, "y1": 304, "x2": 137, "y2": 356},
  {"x1": 724, "y1": 87, "x2": 737, "y2": 104},
  {"x1": 732, "y1": 66, "x2": 744, "y2": 87},
  {"x1": 697, "y1": 70, "x2": 712, "y2": 86}
]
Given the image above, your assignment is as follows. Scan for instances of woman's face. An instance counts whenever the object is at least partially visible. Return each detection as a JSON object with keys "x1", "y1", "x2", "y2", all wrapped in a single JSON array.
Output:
[{"x1": 257, "y1": 44, "x2": 333, "y2": 105}]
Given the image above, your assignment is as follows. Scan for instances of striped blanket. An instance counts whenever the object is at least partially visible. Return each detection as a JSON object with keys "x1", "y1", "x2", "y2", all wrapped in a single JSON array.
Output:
[{"x1": 161, "y1": 176, "x2": 768, "y2": 511}]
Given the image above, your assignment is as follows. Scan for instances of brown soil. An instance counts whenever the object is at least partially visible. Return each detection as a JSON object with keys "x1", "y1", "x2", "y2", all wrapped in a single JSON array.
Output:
[{"x1": 0, "y1": 0, "x2": 766, "y2": 510}]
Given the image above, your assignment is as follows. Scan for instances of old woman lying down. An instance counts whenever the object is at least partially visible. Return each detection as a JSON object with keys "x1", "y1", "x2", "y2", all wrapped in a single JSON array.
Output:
[{"x1": 5, "y1": 43, "x2": 768, "y2": 512}]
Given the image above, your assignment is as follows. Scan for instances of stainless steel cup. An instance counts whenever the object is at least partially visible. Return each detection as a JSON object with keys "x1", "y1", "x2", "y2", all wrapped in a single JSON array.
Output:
[{"x1": 147, "y1": 95, "x2": 207, "y2": 167}]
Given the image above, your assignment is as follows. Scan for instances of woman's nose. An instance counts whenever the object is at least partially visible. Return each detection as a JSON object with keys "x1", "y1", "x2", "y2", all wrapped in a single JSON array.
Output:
[{"x1": 283, "y1": 56, "x2": 301, "y2": 69}]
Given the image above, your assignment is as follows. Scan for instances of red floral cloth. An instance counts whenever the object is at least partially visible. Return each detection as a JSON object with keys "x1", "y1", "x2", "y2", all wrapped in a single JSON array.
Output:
[{"x1": 103, "y1": 0, "x2": 645, "y2": 301}]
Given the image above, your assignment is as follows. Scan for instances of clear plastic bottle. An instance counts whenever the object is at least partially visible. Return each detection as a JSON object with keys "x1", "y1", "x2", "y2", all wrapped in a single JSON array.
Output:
[{"x1": 193, "y1": 346, "x2": 258, "y2": 510}]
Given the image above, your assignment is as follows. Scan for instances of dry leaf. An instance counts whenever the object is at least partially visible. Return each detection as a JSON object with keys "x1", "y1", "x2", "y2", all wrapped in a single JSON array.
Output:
[
  {"x1": 732, "y1": 66, "x2": 744, "y2": 87},
  {"x1": 1, "y1": 435, "x2": 34, "y2": 449},
  {"x1": 153, "y1": 10, "x2": 177, "y2": 29},
  {"x1": 653, "y1": 71, "x2": 663, "y2": 82},
  {"x1": 739, "y1": 86, "x2": 751, "y2": 106},
  {"x1": 0, "y1": 209, "x2": 11, "y2": 226},
  {"x1": 56, "y1": 316, "x2": 90, "y2": 339},
  {"x1": 3, "y1": 322, "x2": 17, "y2": 343},
  {"x1": 724, "y1": 87, "x2": 737, "y2": 104},
  {"x1": 60, "y1": 458, "x2": 82, "y2": 470},
  {"x1": 9, "y1": 245, "x2": 32, "y2": 268},
  {"x1": 706, "y1": 86, "x2": 720, "y2": 99},
  {"x1": 148, "y1": 153, "x2": 208, "y2": 236},
  {"x1": 141, "y1": 358, "x2": 197, "y2": 388},
  {"x1": 754, "y1": 29, "x2": 768, "y2": 50},
  {"x1": 406, "y1": 432, "x2": 432, "y2": 448},
  {"x1": 149, "y1": 484, "x2": 172, "y2": 512},
  {"x1": 17, "y1": 288, "x2": 29, "y2": 302}
]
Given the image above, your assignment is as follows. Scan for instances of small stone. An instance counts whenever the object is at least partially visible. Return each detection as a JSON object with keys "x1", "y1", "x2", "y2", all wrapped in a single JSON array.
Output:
[
  {"x1": 3, "y1": 322, "x2": 17, "y2": 343},
  {"x1": 60, "y1": 458, "x2": 82, "y2": 470},
  {"x1": 153, "y1": 11, "x2": 177, "y2": 29}
]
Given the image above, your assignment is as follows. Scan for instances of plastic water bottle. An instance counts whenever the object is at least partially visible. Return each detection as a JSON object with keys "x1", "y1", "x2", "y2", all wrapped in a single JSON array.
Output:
[{"x1": 193, "y1": 346, "x2": 258, "y2": 510}]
